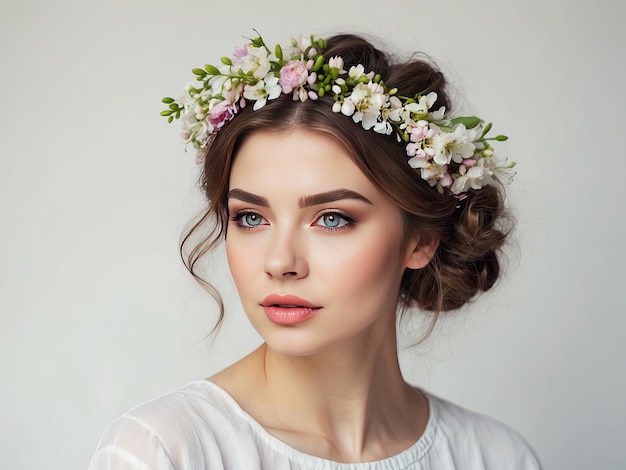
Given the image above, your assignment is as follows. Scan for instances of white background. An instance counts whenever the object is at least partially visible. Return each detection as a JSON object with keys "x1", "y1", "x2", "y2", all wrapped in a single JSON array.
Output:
[{"x1": 1, "y1": 0, "x2": 624, "y2": 468}]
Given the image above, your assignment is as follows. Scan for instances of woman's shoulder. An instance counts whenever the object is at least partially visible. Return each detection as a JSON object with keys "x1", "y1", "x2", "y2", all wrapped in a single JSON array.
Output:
[
  {"x1": 426, "y1": 392, "x2": 542, "y2": 469},
  {"x1": 121, "y1": 380, "x2": 236, "y2": 423},
  {"x1": 88, "y1": 380, "x2": 255, "y2": 469}
]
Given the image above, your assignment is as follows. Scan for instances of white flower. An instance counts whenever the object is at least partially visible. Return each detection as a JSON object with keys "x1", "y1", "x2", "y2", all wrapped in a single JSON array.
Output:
[
  {"x1": 374, "y1": 96, "x2": 403, "y2": 134},
  {"x1": 341, "y1": 100, "x2": 355, "y2": 116},
  {"x1": 293, "y1": 87, "x2": 308, "y2": 102},
  {"x1": 429, "y1": 106, "x2": 446, "y2": 121},
  {"x1": 399, "y1": 92, "x2": 447, "y2": 129},
  {"x1": 416, "y1": 161, "x2": 452, "y2": 189},
  {"x1": 348, "y1": 64, "x2": 365, "y2": 80},
  {"x1": 346, "y1": 82, "x2": 386, "y2": 130},
  {"x1": 488, "y1": 155, "x2": 516, "y2": 185},
  {"x1": 243, "y1": 74, "x2": 281, "y2": 110},
  {"x1": 450, "y1": 158, "x2": 491, "y2": 194},
  {"x1": 296, "y1": 35, "x2": 312, "y2": 51},
  {"x1": 400, "y1": 103, "x2": 425, "y2": 128},
  {"x1": 431, "y1": 123, "x2": 478, "y2": 165},
  {"x1": 239, "y1": 46, "x2": 271, "y2": 79},
  {"x1": 407, "y1": 153, "x2": 429, "y2": 169},
  {"x1": 328, "y1": 56, "x2": 346, "y2": 73}
]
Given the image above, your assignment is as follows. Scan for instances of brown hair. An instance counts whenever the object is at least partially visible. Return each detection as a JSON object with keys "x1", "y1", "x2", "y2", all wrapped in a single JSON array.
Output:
[{"x1": 181, "y1": 34, "x2": 511, "y2": 333}]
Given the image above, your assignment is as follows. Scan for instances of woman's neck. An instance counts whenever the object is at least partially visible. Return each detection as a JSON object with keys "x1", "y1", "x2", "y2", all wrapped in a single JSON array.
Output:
[{"x1": 211, "y1": 321, "x2": 429, "y2": 462}]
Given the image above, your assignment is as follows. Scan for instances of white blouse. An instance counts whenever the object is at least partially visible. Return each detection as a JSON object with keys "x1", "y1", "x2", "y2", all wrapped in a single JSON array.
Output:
[{"x1": 89, "y1": 380, "x2": 541, "y2": 469}]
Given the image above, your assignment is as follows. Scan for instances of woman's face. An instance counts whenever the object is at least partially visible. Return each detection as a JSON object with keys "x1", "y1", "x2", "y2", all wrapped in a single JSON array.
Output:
[{"x1": 225, "y1": 128, "x2": 428, "y2": 356}]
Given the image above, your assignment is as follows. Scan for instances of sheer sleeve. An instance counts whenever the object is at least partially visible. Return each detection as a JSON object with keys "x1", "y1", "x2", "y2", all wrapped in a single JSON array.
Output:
[{"x1": 88, "y1": 414, "x2": 175, "y2": 470}]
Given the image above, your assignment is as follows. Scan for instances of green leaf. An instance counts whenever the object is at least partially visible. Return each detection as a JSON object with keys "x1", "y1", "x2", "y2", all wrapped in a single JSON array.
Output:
[
  {"x1": 160, "y1": 110, "x2": 173, "y2": 116},
  {"x1": 162, "y1": 97, "x2": 175, "y2": 104},
  {"x1": 220, "y1": 56, "x2": 233, "y2": 66},
  {"x1": 167, "y1": 116, "x2": 173, "y2": 123},
  {"x1": 168, "y1": 103, "x2": 179, "y2": 110},
  {"x1": 192, "y1": 68, "x2": 207, "y2": 77},
  {"x1": 451, "y1": 116, "x2": 482, "y2": 129},
  {"x1": 204, "y1": 64, "x2": 220, "y2": 75},
  {"x1": 495, "y1": 135, "x2": 508, "y2": 141}
]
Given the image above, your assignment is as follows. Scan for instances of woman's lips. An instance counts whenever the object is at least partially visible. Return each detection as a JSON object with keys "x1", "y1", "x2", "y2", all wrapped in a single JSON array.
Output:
[{"x1": 261, "y1": 294, "x2": 321, "y2": 325}]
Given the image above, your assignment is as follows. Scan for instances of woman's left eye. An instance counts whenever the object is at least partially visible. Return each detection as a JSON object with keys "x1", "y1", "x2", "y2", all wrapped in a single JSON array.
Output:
[{"x1": 314, "y1": 212, "x2": 353, "y2": 230}]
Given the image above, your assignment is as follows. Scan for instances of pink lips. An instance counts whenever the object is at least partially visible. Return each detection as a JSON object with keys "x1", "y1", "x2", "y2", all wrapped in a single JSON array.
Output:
[{"x1": 261, "y1": 294, "x2": 321, "y2": 325}]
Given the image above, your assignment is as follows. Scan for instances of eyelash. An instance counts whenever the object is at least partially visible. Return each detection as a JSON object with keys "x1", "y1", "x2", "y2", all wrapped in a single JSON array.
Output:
[{"x1": 228, "y1": 210, "x2": 356, "y2": 232}]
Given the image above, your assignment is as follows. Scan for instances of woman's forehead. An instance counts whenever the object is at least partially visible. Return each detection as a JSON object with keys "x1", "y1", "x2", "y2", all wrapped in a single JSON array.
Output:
[{"x1": 229, "y1": 129, "x2": 375, "y2": 196}]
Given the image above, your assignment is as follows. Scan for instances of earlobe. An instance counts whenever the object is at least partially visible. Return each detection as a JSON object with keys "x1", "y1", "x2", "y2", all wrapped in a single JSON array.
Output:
[{"x1": 404, "y1": 234, "x2": 439, "y2": 270}]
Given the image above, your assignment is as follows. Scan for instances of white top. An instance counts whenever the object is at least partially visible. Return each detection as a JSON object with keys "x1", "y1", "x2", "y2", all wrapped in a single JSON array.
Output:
[{"x1": 89, "y1": 381, "x2": 541, "y2": 469}]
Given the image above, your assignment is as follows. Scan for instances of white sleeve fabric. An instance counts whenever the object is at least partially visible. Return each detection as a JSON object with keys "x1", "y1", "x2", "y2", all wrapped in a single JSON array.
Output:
[
  {"x1": 88, "y1": 414, "x2": 175, "y2": 470},
  {"x1": 428, "y1": 395, "x2": 542, "y2": 470}
]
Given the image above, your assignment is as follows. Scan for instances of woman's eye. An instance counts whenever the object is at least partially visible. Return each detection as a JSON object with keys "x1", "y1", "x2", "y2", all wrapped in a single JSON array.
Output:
[
  {"x1": 232, "y1": 212, "x2": 266, "y2": 228},
  {"x1": 314, "y1": 212, "x2": 352, "y2": 230}
]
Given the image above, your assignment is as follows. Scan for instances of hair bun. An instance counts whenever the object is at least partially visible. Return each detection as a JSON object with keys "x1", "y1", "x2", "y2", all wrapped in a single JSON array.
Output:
[{"x1": 401, "y1": 185, "x2": 511, "y2": 313}]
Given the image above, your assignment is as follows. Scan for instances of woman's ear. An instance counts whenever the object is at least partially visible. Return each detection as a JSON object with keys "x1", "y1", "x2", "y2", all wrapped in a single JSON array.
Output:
[{"x1": 404, "y1": 231, "x2": 439, "y2": 270}]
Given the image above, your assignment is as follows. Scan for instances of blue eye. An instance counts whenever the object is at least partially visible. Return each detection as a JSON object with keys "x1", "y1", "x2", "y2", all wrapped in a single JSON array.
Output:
[
  {"x1": 231, "y1": 211, "x2": 266, "y2": 228},
  {"x1": 242, "y1": 213, "x2": 265, "y2": 227},
  {"x1": 315, "y1": 212, "x2": 352, "y2": 230}
]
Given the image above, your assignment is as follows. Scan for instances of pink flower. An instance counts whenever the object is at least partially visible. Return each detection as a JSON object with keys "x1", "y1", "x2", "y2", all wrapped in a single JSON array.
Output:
[
  {"x1": 232, "y1": 45, "x2": 249, "y2": 65},
  {"x1": 206, "y1": 101, "x2": 237, "y2": 133},
  {"x1": 221, "y1": 79, "x2": 244, "y2": 104},
  {"x1": 440, "y1": 172, "x2": 453, "y2": 188},
  {"x1": 406, "y1": 145, "x2": 427, "y2": 159},
  {"x1": 410, "y1": 122, "x2": 436, "y2": 142},
  {"x1": 279, "y1": 60, "x2": 308, "y2": 94}
]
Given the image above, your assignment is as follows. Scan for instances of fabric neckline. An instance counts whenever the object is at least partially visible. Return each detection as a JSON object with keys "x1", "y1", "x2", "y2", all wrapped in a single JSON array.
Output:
[{"x1": 195, "y1": 379, "x2": 438, "y2": 468}]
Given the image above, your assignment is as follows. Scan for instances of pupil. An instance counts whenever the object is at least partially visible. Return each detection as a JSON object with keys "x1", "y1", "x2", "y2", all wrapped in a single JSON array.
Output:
[{"x1": 246, "y1": 214, "x2": 259, "y2": 225}]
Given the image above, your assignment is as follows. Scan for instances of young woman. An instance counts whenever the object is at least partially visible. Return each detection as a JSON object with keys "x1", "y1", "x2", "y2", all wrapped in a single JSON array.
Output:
[{"x1": 89, "y1": 32, "x2": 540, "y2": 469}]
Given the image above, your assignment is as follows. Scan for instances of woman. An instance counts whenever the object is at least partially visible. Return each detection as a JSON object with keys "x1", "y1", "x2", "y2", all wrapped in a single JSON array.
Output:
[{"x1": 89, "y1": 32, "x2": 540, "y2": 469}]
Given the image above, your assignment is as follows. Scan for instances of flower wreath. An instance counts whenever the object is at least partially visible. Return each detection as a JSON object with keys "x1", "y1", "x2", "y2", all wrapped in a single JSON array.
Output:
[{"x1": 161, "y1": 31, "x2": 515, "y2": 195}]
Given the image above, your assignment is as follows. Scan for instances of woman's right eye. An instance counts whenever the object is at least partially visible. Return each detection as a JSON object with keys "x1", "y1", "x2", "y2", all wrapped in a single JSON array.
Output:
[{"x1": 231, "y1": 211, "x2": 267, "y2": 229}]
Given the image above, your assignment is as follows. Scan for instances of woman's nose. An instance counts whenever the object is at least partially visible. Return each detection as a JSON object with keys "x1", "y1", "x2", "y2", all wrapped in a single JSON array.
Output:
[{"x1": 264, "y1": 229, "x2": 309, "y2": 280}]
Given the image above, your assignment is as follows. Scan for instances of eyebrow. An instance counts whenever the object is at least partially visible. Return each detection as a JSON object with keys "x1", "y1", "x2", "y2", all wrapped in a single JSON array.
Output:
[
  {"x1": 227, "y1": 189, "x2": 269, "y2": 207},
  {"x1": 227, "y1": 188, "x2": 372, "y2": 208},
  {"x1": 298, "y1": 189, "x2": 372, "y2": 208}
]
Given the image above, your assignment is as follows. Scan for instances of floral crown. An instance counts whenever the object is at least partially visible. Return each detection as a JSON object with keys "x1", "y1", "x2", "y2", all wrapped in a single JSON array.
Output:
[{"x1": 161, "y1": 32, "x2": 515, "y2": 195}]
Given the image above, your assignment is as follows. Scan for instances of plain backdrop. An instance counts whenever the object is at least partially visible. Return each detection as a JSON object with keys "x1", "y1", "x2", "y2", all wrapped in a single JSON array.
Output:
[{"x1": 1, "y1": 0, "x2": 624, "y2": 468}]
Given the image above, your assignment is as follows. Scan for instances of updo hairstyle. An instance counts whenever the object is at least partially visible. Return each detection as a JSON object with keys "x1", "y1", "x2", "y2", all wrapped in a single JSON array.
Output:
[{"x1": 181, "y1": 34, "x2": 511, "y2": 331}]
